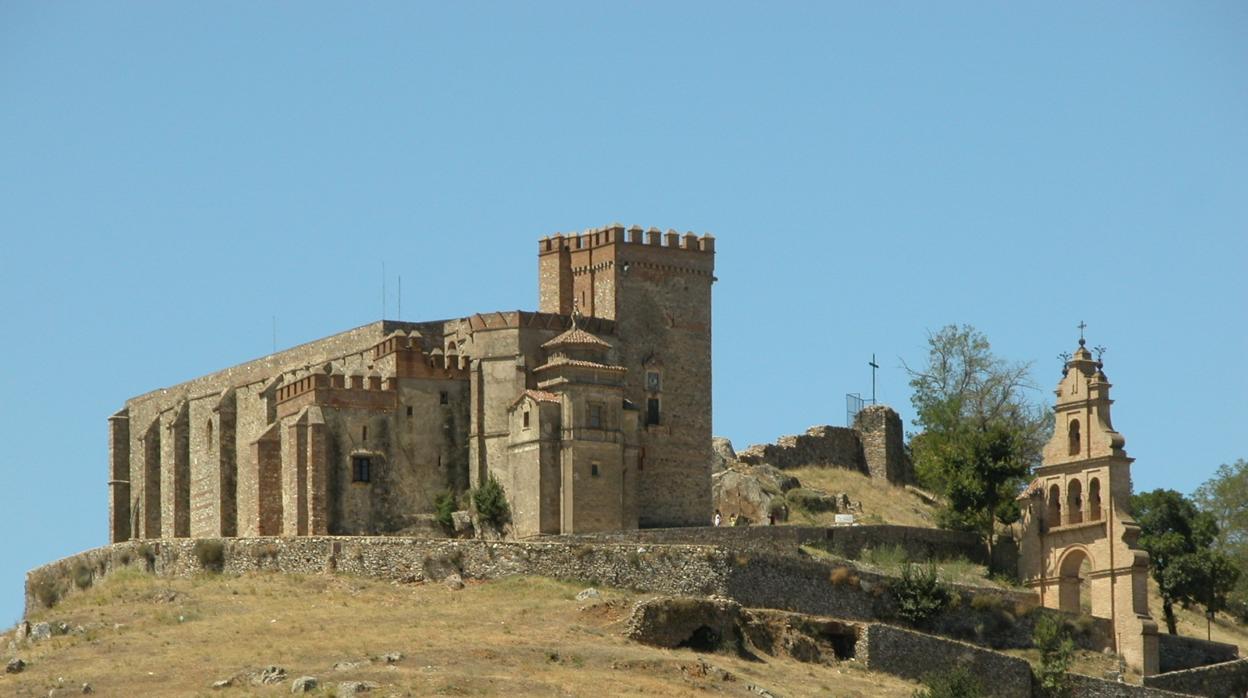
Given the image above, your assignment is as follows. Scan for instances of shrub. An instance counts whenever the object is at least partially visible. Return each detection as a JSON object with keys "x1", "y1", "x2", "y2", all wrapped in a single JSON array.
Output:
[
  {"x1": 862, "y1": 544, "x2": 911, "y2": 571},
  {"x1": 892, "y1": 563, "x2": 951, "y2": 627},
  {"x1": 72, "y1": 561, "x2": 93, "y2": 590},
  {"x1": 471, "y1": 475, "x2": 511, "y2": 528},
  {"x1": 970, "y1": 593, "x2": 1005, "y2": 612},
  {"x1": 136, "y1": 543, "x2": 156, "y2": 570},
  {"x1": 1032, "y1": 613, "x2": 1075, "y2": 697},
  {"x1": 434, "y1": 491, "x2": 457, "y2": 532},
  {"x1": 31, "y1": 572, "x2": 62, "y2": 608},
  {"x1": 829, "y1": 566, "x2": 859, "y2": 588},
  {"x1": 193, "y1": 539, "x2": 226, "y2": 573},
  {"x1": 914, "y1": 665, "x2": 983, "y2": 698}
]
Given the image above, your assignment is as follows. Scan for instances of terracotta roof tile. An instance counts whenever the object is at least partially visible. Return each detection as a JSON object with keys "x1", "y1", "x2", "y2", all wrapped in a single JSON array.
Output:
[
  {"x1": 541, "y1": 327, "x2": 612, "y2": 349},
  {"x1": 533, "y1": 357, "x2": 627, "y2": 373}
]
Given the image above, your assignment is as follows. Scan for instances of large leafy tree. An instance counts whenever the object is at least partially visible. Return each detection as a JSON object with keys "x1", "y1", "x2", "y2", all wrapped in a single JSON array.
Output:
[
  {"x1": 1194, "y1": 458, "x2": 1248, "y2": 622},
  {"x1": 905, "y1": 325, "x2": 1050, "y2": 553},
  {"x1": 1130, "y1": 488, "x2": 1239, "y2": 634}
]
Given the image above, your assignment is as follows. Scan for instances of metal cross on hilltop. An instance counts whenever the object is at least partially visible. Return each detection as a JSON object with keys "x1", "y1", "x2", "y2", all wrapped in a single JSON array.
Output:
[{"x1": 868, "y1": 354, "x2": 880, "y2": 405}]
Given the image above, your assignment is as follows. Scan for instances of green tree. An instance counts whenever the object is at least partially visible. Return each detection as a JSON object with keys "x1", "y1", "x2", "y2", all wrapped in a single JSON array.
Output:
[
  {"x1": 1032, "y1": 613, "x2": 1075, "y2": 697},
  {"x1": 1194, "y1": 458, "x2": 1248, "y2": 621},
  {"x1": 1130, "y1": 488, "x2": 1237, "y2": 634},
  {"x1": 1168, "y1": 548, "x2": 1241, "y2": 640},
  {"x1": 472, "y1": 474, "x2": 511, "y2": 529},
  {"x1": 905, "y1": 325, "x2": 1050, "y2": 552}
]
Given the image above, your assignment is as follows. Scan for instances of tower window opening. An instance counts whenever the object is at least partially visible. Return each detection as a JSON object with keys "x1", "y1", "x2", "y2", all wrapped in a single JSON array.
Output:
[
  {"x1": 205, "y1": 418, "x2": 213, "y2": 447},
  {"x1": 362, "y1": 425, "x2": 368, "y2": 440},
  {"x1": 352, "y1": 456, "x2": 371, "y2": 483},
  {"x1": 406, "y1": 405, "x2": 413, "y2": 417},
  {"x1": 591, "y1": 462, "x2": 600, "y2": 477},
  {"x1": 1067, "y1": 479, "x2": 1084, "y2": 525},
  {"x1": 523, "y1": 410, "x2": 530, "y2": 429},
  {"x1": 646, "y1": 398, "x2": 661, "y2": 426},
  {"x1": 588, "y1": 403, "x2": 604, "y2": 429},
  {"x1": 1068, "y1": 419, "x2": 1081, "y2": 456},
  {"x1": 1088, "y1": 478, "x2": 1103, "y2": 521},
  {"x1": 440, "y1": 391, "x2": 449, "y2": 405}
]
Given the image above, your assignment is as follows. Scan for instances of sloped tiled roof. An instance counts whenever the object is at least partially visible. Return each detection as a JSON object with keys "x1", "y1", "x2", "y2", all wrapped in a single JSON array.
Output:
[
  {"x1": 510, "y1": 389, "x2": 562, "y2": 410},
  {"x1": 541, "y1": 326, "x2": 612, "y2": 350},
  {"x1": 533, "y1": 357, "x2": 627, "y2": 373}
]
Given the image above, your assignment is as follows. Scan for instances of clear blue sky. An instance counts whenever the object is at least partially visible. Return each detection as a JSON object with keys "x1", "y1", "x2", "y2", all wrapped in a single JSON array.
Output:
[{"x1": 2, "y1": 3, "x2": 1245, "y2": 624}]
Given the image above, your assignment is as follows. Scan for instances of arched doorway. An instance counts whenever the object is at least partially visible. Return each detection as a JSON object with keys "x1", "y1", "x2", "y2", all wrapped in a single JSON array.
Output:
[{"x1": 1058, "y1": 548, "x2": 1093, "y2": 614}]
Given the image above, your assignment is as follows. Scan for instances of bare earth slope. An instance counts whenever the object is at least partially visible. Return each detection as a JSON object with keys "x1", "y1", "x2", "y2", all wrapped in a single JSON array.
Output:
[{"x1": 2, "y1": 570, "x2": 921, "y2": 697}]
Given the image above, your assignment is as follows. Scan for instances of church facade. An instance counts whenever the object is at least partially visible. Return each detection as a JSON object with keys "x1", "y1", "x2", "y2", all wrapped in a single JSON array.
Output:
[{"x1": 106, "y1": 226, "x2": 715, "y2": 542}]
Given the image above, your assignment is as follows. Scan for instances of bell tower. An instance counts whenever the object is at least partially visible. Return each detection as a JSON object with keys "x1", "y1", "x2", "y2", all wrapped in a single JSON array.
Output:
[{"x1": 1016, "y1": 333, "x2": 1159, "y2": 675}]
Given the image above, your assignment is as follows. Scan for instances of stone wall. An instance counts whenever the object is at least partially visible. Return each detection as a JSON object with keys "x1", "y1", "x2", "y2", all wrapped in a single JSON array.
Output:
[
  {"x1": 559, "y1": 524, "x2": 988, "y2": 565},
  {"x1": 1157, "y1": 632, "x2": 1240, "y2": 673},
  {"x1": 853, "y1": 404, "x2": 913, "y2": 484},
  {"x1": 1065, "y1": 674, "x2": 1191, "y2": 697},
  {"x1": 1143, "y1": 657, "x2": 1248, "y2": 697},
  {"x1": 25, "y1": 537, "x2": 728, "y2": 617},
  {"x1": 739, "y1": 426, "x2": 866, "y2": 473},
  {"x1": 857, "y1": 623, "x2": 1034, "y2": 698}
]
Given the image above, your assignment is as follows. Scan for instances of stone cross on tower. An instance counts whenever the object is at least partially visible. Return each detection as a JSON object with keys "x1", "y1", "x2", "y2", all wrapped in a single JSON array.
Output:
[{"x1": 868, "y1": 354, "x2": 880, "y2": 405}]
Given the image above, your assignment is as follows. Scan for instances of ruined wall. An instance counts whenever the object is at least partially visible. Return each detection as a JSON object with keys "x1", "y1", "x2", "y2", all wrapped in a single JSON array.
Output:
[
  {"x1": 738, "y1": 426, "x2": 867, "y2": 473},
  {"x1": 853, "y1": 404, "x2": 912, "y2": 484}
]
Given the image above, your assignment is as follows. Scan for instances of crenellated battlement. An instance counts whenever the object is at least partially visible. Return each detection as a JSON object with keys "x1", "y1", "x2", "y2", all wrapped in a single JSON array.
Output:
[{"x1": 538, "y1": 223, "x2": 715, "y2": 255}]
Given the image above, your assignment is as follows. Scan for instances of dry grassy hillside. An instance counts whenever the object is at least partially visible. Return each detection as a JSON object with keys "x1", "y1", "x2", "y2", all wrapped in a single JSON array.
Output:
[
  {"x1": 2, "y1": 570, "x2": 922, "y2": 697},
  {"x1": 783, "y1": 466, "x2": 938, "y2": 528}
]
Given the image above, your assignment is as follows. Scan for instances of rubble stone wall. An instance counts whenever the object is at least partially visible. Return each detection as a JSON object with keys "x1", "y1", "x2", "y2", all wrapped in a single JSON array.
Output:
[
  {"x1": 1143, "y1": 657, "x2": 1248, "y2": 697},
  {"x1": 1157, "y1": 632, "x2": 1239, "y2": 673},
  {"x1": 858, "y1": 623, "x2": 1034, "y2": 698}
]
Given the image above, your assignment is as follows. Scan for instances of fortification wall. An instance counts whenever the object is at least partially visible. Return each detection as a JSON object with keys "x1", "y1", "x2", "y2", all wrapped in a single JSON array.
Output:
[
  {"x1": 558, "y1": 524, "x2": 988, "y2": 564},
  {"x1": 1143, "y1": 657, "x2": 1248, "y2": 697},
  {"x1": 738, "y1": 426, "x2": 866, "y2": 472},
  {"x1": 24, "y1": 537, "x2": 728, "y2": 617}
]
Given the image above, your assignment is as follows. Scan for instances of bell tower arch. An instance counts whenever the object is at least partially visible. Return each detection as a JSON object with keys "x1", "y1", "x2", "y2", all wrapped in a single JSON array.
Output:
[{"x1": 1016, "y1": 334, "x2": 1159, "y2": 675}]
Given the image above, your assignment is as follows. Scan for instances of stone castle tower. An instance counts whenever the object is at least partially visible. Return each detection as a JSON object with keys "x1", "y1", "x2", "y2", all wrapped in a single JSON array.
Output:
[
  {"x1": 1016, "y1": 337, "x2": 1159, "y2": 675},
  {"x1": 107, "y1": 226, "x2": 715, "y2": 543},
  {"x1": 537, "y1": 226, "x2": 715, "y2": 527}
]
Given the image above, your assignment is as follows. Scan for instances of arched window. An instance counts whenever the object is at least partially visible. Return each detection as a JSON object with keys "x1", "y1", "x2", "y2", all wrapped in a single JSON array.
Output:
[
  {"x1": 1047, "y1": 484, "x2": 1062, "y2": 528},
  {"x1": 1068, "y1": 419, "x2": 1081, "y2": 456},
  {"x1": 1088, "y1": 478, "x2": 1102, "y2": 521},
  {"x1": 205, "y1": 418, "x2": 214, "y2": 448},
  {"x1": 1066, "y1": 479, "x2": 1083, "y2": 525}
]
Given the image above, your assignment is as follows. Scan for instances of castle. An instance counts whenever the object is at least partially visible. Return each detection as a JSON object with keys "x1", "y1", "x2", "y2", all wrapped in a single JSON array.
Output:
[{"x1": 106, "y1": 225, "x2": 715, "y2": 542}]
